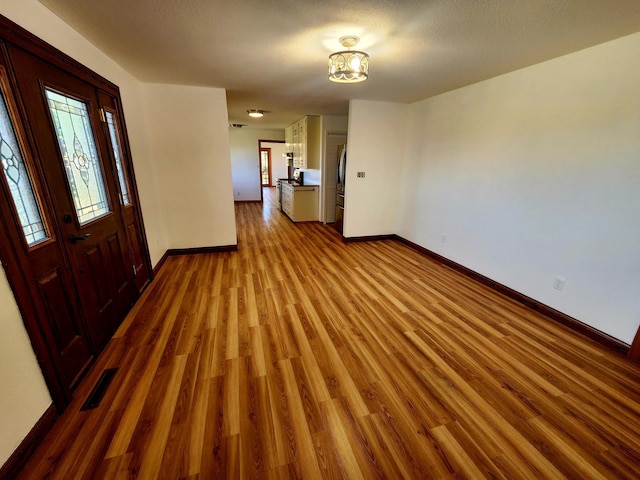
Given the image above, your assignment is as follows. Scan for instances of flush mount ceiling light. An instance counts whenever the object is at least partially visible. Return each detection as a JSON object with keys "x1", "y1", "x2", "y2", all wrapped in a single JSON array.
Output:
[
  {"x1": 247, "y1": 109, "x2": 265, "y2": 118},
  {"x1": 328, "y1": 36, "x2": 369, "y2": 83}
]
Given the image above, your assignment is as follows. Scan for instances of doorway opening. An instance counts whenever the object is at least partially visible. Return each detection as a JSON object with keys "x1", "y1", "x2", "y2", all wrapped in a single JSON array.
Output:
[
  {"x1": 322, "y1": 131, "x2": 347, "y2": 224},
  {"x1": 257, "y1": 139, "x2": 285, "y2": 202},
  {"x1": 260, "y1": 147, "x2": 271, "y2": 187}
]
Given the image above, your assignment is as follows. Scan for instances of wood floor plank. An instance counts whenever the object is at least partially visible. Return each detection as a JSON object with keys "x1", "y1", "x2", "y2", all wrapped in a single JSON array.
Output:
[
  {"x1": 104, "y1": 265, "x2": 192, "y2": 460},
  {"x1": 17, "y1": 187, "x2": 640, "y2": 479},
  {"x1": 320, "y1": 399, "x2": 365, "y2": 480},
  {"x1": 279, "y1": 359, "x2": 323, "y2": 479},
  {"x1": 431, "y1": 423, "x2": 494, "y2": 479},
  {"x1": 187, "y1": 376, "x2": 210, "y2": 477}
]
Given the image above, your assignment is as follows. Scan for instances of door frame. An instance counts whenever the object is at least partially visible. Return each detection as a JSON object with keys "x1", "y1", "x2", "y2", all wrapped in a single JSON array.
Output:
[
  {"x1": 321, "y1": 131, "x2": 347, "y2": 224},
  {"x1": 258, "y1": 139, "x2": 284, "y2": 202},
  {"x1": 0, "y1": 14, "x2": 153, "y2": 409},
  {"x1": 259, "y1": 147, "x2": 272, "y2": 187}
]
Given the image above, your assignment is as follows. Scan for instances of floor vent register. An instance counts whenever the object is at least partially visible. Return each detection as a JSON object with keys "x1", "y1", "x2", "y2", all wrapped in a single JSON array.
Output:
[{"x1": 80, "y1": 368, "x2": 118, "y2": 411}]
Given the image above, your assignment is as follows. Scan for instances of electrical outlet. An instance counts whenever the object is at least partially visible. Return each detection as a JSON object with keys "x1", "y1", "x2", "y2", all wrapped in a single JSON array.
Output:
[
  {"x1": 441, "y1": 234, "x2": 447, "y2": 244},
  {"x1": 357, "y1": 171, "x2": 365, "y2": 178},
  {"x1": 553, "y1": 277, "x2": 566, "y2": 291}
]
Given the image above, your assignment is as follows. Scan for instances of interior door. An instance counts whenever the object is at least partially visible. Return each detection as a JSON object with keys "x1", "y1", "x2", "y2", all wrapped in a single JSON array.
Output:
[{"x1": 8, "y1": 45, "x2": 137, "y2": 350}]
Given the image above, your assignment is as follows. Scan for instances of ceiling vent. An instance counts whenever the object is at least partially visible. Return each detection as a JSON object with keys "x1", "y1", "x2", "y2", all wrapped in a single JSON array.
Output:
[{"x1": 229, "y1": 123, "x2": 246, "y2": 128}]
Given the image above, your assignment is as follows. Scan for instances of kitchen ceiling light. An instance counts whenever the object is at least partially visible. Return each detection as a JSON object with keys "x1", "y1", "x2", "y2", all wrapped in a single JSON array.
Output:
[
  {"x1": 328, "y1": 36, "x2": 369, "y2": 83},
  {"x1": 247, "y1": 109, "x2": 264, "y2": 118}
]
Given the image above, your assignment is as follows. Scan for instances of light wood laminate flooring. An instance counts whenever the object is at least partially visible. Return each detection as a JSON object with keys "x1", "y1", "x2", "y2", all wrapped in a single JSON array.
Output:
[{"x1": 18, "y1": 187, "x2": 640, "y2": 479}]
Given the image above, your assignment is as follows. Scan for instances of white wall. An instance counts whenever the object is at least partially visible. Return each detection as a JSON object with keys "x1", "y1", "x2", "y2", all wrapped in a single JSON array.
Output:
[
  {"x1": 229, "y1": 128, "x2": 285, "y2": 201},
  {"x1": 345, "y1": 100, "x2": 408, "y2": 238},
  {"x1": 0, "y1": 269, "x2": 51, "y2": 466},
  {"x1": 141, "y1": 83, "x2": 237, "y2": 249},
  {"x1": 398, "y1": 32, "x2": 640, "y2": 344}
]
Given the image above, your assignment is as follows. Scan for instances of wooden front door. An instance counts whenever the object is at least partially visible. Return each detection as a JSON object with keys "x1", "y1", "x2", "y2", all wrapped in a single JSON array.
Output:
[
  {"x1": 0, "y1": 58, "x2": 92, "y2": 399},
  {"x1": 7, "y1": 45, "x2": 138, "y2": 351},
  {"x1": 0, "y1": 15, "x2": 152, "y2": 410}
]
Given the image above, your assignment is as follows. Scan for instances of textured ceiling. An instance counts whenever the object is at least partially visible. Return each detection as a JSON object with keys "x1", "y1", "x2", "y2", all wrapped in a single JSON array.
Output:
[{"x1": 39, "y1": 0, "x2": 640, "y2": 129}]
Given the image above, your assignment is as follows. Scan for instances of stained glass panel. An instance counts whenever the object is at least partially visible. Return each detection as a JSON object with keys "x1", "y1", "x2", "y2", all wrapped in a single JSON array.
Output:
[
  {"x1": 105, "y1": 110, "x2": 131, "y2": 205},
  {"x1": 46, "y1": 89, "x2": 110, "y2": 225},
  {"x1": 0, "y1": 92, "x2": 47, "y2": 246}
]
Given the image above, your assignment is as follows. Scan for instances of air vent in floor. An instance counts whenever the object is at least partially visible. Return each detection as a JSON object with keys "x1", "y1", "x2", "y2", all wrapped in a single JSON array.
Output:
[{"x1": 80, "y1": 368, "x2": 118, "y2": 411}]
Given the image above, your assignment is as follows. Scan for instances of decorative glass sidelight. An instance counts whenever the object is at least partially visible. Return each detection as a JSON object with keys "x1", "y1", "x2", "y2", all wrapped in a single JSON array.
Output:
[
  {"x1": 0, "y1": 91, "x2": 48, "y2": 246},
  {"x1": 105, "y1": 110, "x2": 131, "y2": 205},
  {"x1": 46, "y1": 89, "x2": 110, "y2": 225}
]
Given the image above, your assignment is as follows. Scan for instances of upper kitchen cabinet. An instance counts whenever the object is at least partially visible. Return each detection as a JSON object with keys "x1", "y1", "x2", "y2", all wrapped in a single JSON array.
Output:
[
  {"x1": 292, "y1": 121, "x2": 300, "y2": 167},
  {"x1": 285, "y1": 124, "x2": 293, "y2": 151},
  {"x1": 287, "y1": 116, "x2": 320, "y2": 169}
]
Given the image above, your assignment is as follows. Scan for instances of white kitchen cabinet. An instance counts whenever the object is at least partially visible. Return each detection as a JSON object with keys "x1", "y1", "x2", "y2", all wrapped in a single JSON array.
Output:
[
  {"x1": 281, "y1": 182, "x2": 318, "y2": 222},
  {"x1": 291, "y1": 122, "x2": 299, "y2": 168},
  {"x1": 281, "y1": 182, "x2": 294, "y2": 217},
  {"x1": 285, "y1": 116, "x2": 320, "y2": 169},
  {"x1": 285, "y1": 125, "x2": 293, "y2": 151}
]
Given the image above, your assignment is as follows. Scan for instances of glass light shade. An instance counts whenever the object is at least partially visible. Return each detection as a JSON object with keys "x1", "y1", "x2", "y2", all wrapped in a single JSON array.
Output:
[
  {"x1": 247, "y1": 109, "x2": 264, "y2": 117},
  {"x1": 328, "y1": 50, "x2": 369, "y2": 83}
]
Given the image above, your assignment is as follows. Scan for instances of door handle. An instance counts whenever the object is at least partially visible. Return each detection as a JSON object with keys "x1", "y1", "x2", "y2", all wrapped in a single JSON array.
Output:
[{"x1": 70, "y1": 233, "x2": 91, "y2": 243}]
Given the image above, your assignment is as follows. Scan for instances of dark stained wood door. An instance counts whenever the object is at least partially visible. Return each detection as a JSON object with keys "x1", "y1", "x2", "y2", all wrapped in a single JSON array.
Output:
[
  {"x1": 0, "y1": 55, "x2": 92, "y2": 398},
  {"x1": 7, "y1": 44, "x2": 137, "y2": 351}
]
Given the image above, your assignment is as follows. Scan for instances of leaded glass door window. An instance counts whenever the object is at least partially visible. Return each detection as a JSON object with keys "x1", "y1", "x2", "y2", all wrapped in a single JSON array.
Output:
[
  {"x1": 0, "y1": 76, "x2": 48, "y2": 246},
  {"x1": 105, "y1": 109, "x2": 131, "y2": 205},
  {"x1": 98, "y1": 89, "x2": 150, "y2": 293},
  {"x1": 45, "y1": 89, "x2": 111, "y2": 225}
]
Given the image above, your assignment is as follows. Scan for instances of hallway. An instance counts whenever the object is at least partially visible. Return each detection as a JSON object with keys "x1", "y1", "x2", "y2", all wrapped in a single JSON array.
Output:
[{"x1": 17, "y1": 189, "x2": 640, "y2": 479}]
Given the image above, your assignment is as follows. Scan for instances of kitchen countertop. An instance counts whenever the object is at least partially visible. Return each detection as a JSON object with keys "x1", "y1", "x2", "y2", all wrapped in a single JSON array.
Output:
[{"x1": 281, "y1": 181, "x2": 319, "y2": 188}]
